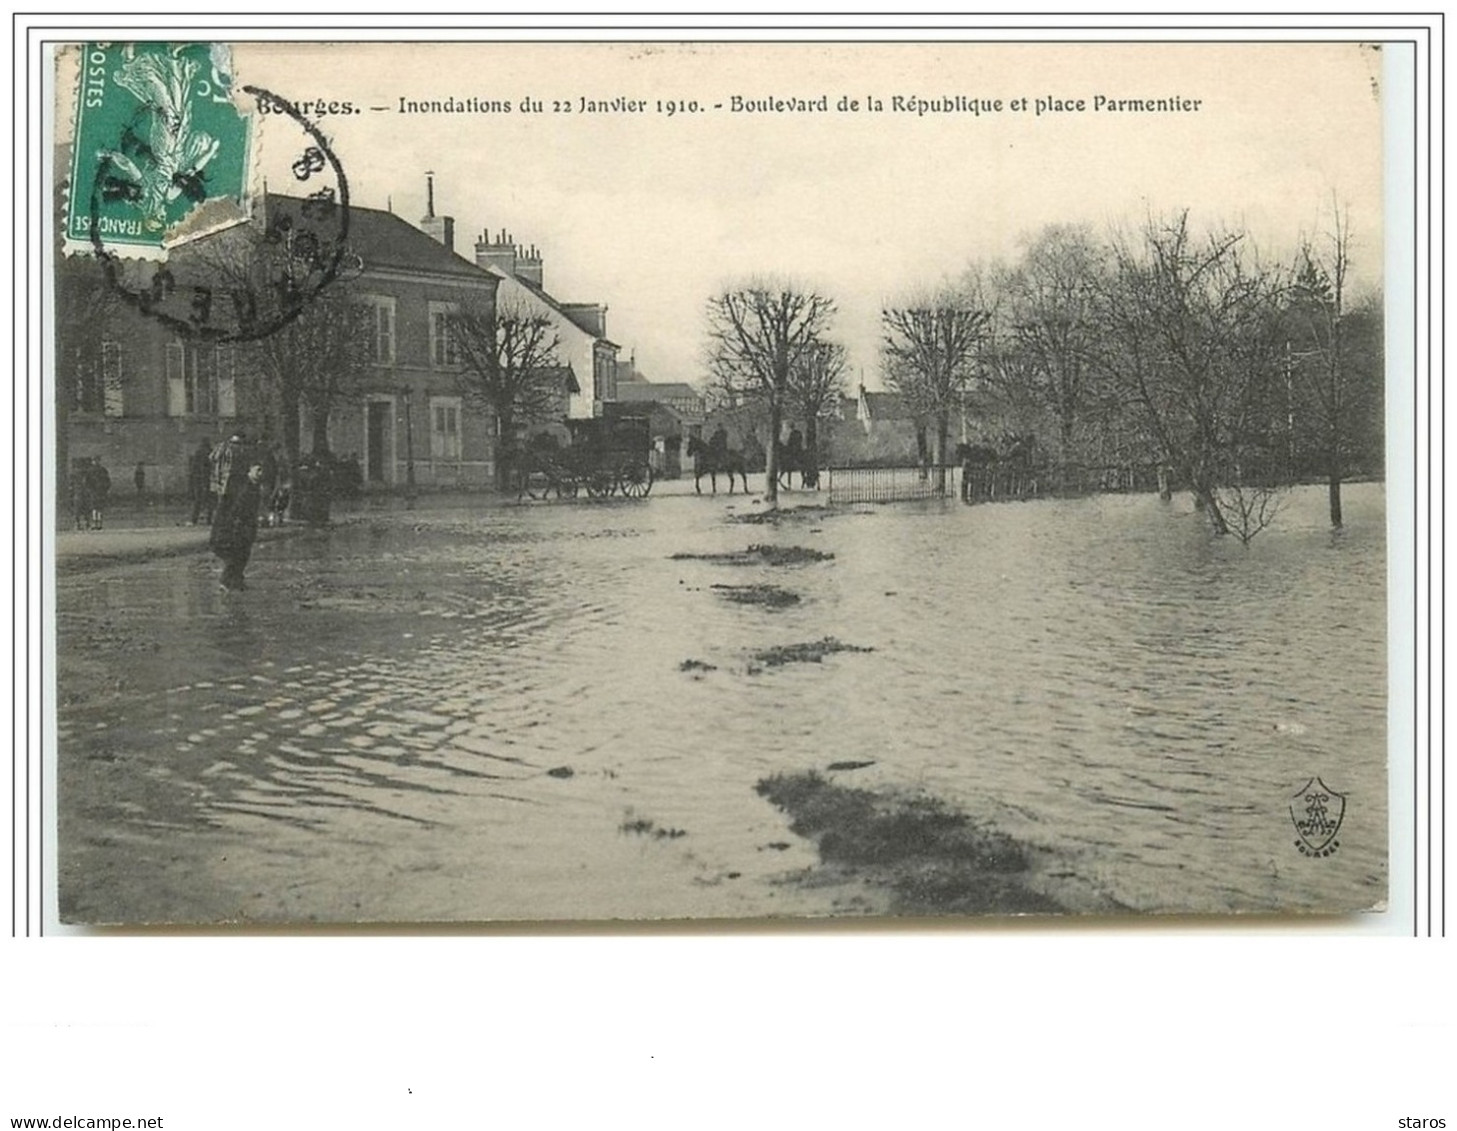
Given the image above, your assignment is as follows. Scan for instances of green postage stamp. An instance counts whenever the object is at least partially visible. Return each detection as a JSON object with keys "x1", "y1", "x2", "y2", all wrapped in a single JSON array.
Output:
[{"x1": 65, "y1": 42, "x2": 251, "y2": 256}]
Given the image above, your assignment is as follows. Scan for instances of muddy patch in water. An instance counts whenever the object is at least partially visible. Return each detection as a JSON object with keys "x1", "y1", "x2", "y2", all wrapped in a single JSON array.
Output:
[
  {"x1": 750, "y1": 637, "x2": 874, "y2": 668},
  {"x1": 671, "y1": 544, "x2": 833, "y2": 567},
  {"x1": 711, "y1": 583, "x2": 801, "y2": 610},
  {"x1": 728, "y1": 506, "x2": 839, "y2": 525},
  {"x1": 755, "y1": 771, "x2": 1061, "y2": 915},
  {"x1": 620, "y1": 814, "x2": 687, "y2": 840}
]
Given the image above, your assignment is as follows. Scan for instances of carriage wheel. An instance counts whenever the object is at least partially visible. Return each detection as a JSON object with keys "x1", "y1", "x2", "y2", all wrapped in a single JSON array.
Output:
[
  {"x1": 618, "y1": 462, "x2": 653, "y2": 498},
  {"x1": 585, "y1": 469, "x2": 616, "y2": 498},
  {"x1": 554, "y1": 476, "x2": 580, "y2": 500}
]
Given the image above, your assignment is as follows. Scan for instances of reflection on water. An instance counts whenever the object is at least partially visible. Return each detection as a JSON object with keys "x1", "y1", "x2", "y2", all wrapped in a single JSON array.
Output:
[{"x1": 57, "y1": 484, "x2": 1387, "y2": 921}]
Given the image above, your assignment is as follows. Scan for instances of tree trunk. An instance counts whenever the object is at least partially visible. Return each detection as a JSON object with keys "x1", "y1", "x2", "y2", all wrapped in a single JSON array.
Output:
[
  {"x1": 495, "y1": 410, "x2": 515, "y2": 493},
  {"x1": 1192, "y1": 479, "x2": 1229, "y2": 535},
  {"x1": 57, "y1": 390, "x2": 71, "y2": 519},
  {"x1": 311, "y1": 407, "x2": 331, "y2": 455},
  {"x1": 934, "y1": 412, "x2": 950, "y2": 496},
  {"x1": 279, "y1": 385, "x2": 303, "y2": 469},
  {"x1": 764, "y1": 399, "x2": 781, "y2": 506},
  {"x1": 1327, "y1": 425, "x2": 1344, "y2": 529},
  {"x1": 804, "y1": 416, "x2": 820, "y2": 487}
]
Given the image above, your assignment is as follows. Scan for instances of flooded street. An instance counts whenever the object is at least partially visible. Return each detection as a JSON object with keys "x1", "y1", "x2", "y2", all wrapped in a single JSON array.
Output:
[{"x1": 55, "y1": 481, "x2": 1387, "y2": 925}]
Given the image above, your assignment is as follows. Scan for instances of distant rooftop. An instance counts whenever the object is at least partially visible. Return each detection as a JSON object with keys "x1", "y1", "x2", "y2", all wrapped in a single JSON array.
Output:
[
  {"x1": 264, "y1": 193, "x2": 490, "y2": 281},
  {"x1": 616, "y1": 380, "x2": 705, "y2": 404}
]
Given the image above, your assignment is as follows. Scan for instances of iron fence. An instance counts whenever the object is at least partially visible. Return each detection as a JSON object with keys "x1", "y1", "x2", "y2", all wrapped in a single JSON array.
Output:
[{"x1": 825, "y1": 465, "x2": 957, "y2": 504}]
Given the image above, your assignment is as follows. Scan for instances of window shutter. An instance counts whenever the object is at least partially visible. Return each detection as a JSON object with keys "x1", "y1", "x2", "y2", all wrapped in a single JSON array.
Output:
[
  {"x1": 165, "y1": 342, "x2": 186, "y2": 416},
  {"x1": 216, "y1": 347, "x2": 236, "y2": 417},
  {"x1": 101, "y1": 342, "x2": 123, "y2": 417}
]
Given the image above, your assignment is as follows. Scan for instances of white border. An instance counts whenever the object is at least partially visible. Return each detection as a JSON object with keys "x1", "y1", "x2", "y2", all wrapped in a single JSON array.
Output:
[{"x1": 5, "y1": 13, "x2": 1445, "y2": 1128}]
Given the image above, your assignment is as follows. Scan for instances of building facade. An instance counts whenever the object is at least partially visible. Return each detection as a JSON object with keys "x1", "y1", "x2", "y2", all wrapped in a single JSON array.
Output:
[{"x1": 62, "y1": 192, "x2": 503, "y2": 495}]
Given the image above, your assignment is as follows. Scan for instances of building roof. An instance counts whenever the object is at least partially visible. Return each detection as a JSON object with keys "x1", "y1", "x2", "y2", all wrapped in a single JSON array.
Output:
[
  {"x1": 264, "y1": 192, "x2": 491, "y2": 281},
  {"x1": 616, "y1": 381, "x2": 704, "y2": 403},
  {"x1": 540, "y1": 364, "x2": 581, "y2": 394},
  {"x1": 487, "y1": 266, "x2": 618, "y2": 347}
]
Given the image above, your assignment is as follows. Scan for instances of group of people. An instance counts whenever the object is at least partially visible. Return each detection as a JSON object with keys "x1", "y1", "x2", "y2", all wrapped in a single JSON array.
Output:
[
  {"x1": 188, "y1": 437, "x2": 290, "y2": 530},
  {"x1": 69, "y1": 456, "x2": 111, "y2": 530},
  {"x1": 72, "y1": 435, "x2": 297, "y2": 592}
]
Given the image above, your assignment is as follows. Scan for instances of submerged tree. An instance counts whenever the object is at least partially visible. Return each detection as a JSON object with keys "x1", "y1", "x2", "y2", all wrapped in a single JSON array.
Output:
[
  {"x1": 450, "y1": 296, "x2": 569, "y2": 490},
  {"x1": 1286, "y1": 203, "x2": 1380, "y2": 529},
  {"x1": 881, "y1": 292, "x2": 990, "y2": 495},
  {"x1": 705, "y1": 283, "x2": 838, "y2": 505},
  {"x1": 1098, "y1": 212, "x2": 1290, "y2": 538}
]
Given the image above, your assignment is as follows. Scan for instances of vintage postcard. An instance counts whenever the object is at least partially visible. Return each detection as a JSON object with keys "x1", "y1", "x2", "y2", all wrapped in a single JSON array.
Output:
[{"x1": 49, "y1": 39, "x2": 1392, "y2": 926}]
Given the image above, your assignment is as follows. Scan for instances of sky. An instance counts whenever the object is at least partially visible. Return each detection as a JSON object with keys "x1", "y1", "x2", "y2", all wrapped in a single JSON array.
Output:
[{"x1": 228, "y1": 41, "x2": 1386, "y2": 390}]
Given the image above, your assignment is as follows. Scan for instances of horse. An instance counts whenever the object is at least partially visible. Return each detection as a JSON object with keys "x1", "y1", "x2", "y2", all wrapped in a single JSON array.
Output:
[
  {"x1": 775, "y1": 431, "x2": 817, "y2": 490},
  {"x1": 686, "y1": 434, "x2": 750, "y2": 495}
]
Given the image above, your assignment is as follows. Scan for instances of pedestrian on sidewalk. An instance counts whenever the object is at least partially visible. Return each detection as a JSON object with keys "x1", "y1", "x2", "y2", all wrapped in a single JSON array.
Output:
[
  {"x1": 87, "y1": 459, "x2": 111, "y2": 530},
  {"x1": 268, "y1": 477, "x2": 292, "y2": 527},
  {"x1": 210, "y1": 448, "x2": 264, "y2": 592},
  {"x1": 133, "y1": 461, "x2": 146, "y2": 502},
  {"x1": 70, "y1": 458, "x2": 94, "y2": 531}
]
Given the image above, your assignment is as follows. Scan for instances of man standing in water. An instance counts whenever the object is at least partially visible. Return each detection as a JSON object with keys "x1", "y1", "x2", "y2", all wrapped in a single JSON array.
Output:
[{"x1": 210, "y1": 452, "x2": 265, "y2": 592}]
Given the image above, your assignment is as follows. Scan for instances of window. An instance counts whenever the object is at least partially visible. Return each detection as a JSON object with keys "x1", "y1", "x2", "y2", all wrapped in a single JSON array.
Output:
[
  {"x1": 73, "y1": 341, "x2": 122, "y2": 414},
  {"x1": 430, "y1": 396, "x2": 461, "y2": 460},
  {"x1": 429, "y1": 302, "x2": 459, "y2": 368},
  {"x1": 594, "y1": 348, "x2": 618, "y2": 402},
  {"x1": 166, "y1": 342, "x2": 236, "y2": 418},
  {"x1": 101, "y1": 342, "x2": 124, "y2": 416},
  {"x1": 361, "y1": 296, "x2": 396, "y2": 364}
]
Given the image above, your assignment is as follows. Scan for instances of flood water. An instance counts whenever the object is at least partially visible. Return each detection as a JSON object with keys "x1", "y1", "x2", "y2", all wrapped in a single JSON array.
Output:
[{"x1": 55, "y1": 481, "x2": 1388, "y2": 924}]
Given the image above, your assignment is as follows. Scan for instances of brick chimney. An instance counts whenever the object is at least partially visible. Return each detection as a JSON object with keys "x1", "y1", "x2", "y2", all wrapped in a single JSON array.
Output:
[
  {"x1": 475, "y1": 227, "x2": 518, "y2": 276},
  {"x1": 516, "y1": 242, "x2": 543, "y2": 288},
  {"x1": 418, "y1": 171, "x2": 455, "y2": 252}
]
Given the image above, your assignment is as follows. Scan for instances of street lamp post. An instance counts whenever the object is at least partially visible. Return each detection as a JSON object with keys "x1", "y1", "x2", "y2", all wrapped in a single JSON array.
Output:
[{"x1": 401, "y1": 386, "x2": 417, "y2": 507}]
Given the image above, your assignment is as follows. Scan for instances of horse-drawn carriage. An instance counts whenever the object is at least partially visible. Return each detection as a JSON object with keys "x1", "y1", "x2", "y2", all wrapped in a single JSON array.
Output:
[{"x1": 512, "y1": 408, "x2": 655, "y2": 501}]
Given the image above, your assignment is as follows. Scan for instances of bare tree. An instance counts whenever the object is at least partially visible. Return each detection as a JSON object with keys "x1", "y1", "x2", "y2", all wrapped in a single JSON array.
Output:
[
  {"x1": 1287, "y1": 202, "x2": 1378, "y2": 529},
  {"x1": 449, "y1": 296, "x2": 567, "y2": 491},
  {"x1": 1099, "y1": 212, "x2": 1289, "y2": 537},
  {"x1": 786, "y1": 339, "x2": 848, "y2": 482},
  {"x1": 705, "y1": 283, "x2": 838, "y2": 505},
  {"x1": 881, "y1": 293, "x2": 990, "y2": 495},
  {"x1": 993, "y1": 225, "x2": 1107, "y2": 466},
  {"x1": 250, "y1": 286, "x2": 372, "y2": 461},
  {"x1": 185, "y1": 224, "x2": 371, "y2": 469}
]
